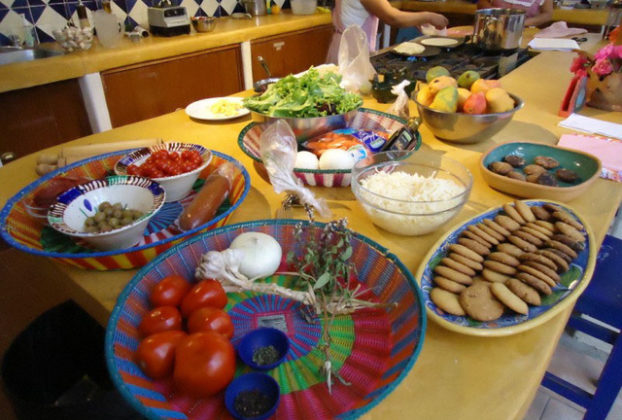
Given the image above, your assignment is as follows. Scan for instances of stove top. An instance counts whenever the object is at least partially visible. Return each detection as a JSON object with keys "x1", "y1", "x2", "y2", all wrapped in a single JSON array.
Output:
[{"x1": 371, "y1": 43, "x2": 534, "y2": 82}]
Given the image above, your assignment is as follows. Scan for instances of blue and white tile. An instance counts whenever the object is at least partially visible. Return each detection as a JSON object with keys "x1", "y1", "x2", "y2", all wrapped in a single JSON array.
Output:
[
  {"x1": 199, "y1": 0, "x2": 216, "y2": 16},
  {"x1": 219, "y1": 0, "x2": 236, "y2": 15},
  {"x1": 179, "y1": 0, "x2": 197, "y2": 18},
  {"x1": 35, "y1": 4, "x2": 67, "y2": 40},
  {"x1": 127, "y1": 0, "x2": 148, "y2": 28}
]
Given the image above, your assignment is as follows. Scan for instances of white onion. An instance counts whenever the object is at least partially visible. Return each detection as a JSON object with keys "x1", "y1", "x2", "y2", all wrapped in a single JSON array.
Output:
[{"x1": 229, "y1": 232, "x2": 282, "y2": 279}]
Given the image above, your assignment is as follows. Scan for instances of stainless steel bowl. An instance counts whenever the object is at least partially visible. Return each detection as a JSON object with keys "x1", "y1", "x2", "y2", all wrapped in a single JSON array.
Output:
[
  {"x1": 250, "y1": 108, "x2": 360, "y2": 142},
  {"x1": 473, "y1": 8, "x2": 525, "y2": 51},
  {"x1": 191, "y1": 17, "x2": 216, "y2": 33},
  {"x1": 414, "y1": 93, "x2": 524, "y2": 144}
]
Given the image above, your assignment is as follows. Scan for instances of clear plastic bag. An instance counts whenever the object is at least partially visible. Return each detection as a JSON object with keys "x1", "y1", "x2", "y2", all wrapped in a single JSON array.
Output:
[
  {"x1": 387, "y1": 79, "x2": 411, "y2": 119},
  {"x1": 338, "y1": 26, "x2": 376, "y2": 94},
  {"x1": 259, "y1": 120, "x2": 331, "y2": 218}
]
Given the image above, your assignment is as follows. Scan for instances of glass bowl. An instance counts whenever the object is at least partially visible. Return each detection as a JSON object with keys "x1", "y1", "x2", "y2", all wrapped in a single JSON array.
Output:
[{"x1": 351, "y1": 150, "x2": 473, "y2": 236}]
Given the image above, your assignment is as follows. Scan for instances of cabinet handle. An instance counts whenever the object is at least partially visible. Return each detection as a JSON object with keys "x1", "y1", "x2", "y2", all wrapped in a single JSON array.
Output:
[
  {"x1": 272, "y1": 41, "x2": 285, "y2": 51},
  {"x1": 1, "y1": 152, "x2": 16, "y2": 164}
]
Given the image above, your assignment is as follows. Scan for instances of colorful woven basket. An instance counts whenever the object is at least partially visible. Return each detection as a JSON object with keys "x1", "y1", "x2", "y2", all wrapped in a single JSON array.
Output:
[
  {"x1": 238, "y1": 109, "x2": 409, "y2": 187},
  {"x1": 105, "y1": 219, "x2": 426, "y2": 419},
  {"x1": 0, "y1": 150, "x2": 250, "y2": 270}
]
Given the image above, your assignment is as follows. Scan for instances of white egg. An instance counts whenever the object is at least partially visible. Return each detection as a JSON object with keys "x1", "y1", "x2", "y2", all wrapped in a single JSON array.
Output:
[
  {"x1": 319, "y1": 149, "x2": 355, "y2": 170},
  {"x1": 295, "y1": 151, "x2": 319, "y2": 170}
]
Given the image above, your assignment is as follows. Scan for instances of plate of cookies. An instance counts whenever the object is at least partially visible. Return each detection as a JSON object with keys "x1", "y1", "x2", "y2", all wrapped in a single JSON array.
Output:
[
  {"x1": 415, "y1": 199, "x2": 596, "y2": 337},
  {"x1": 480, "y1": 141, "x2": 601, "y2": 202}
]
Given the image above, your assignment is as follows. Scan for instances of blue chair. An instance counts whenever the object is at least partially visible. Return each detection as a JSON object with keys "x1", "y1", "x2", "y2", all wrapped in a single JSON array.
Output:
[{"x1": 542, "y1": 234, "x2": 622, "y2": 420}]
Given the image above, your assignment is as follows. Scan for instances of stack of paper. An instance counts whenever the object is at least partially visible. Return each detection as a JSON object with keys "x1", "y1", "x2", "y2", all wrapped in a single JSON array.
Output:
[
  {"x1": 527, "y1": 38, "x2": 580, "y2": 51},
  {"x1": 558, "y1": 133, "x2": 622, "y2": 182},
  {"x1": 559, "y1": 114, "x2": 622, "y2": 139}
]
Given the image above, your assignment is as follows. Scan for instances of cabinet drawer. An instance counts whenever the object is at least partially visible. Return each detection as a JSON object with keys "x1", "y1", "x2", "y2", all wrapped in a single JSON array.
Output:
[{"x1": 102, "y1": 45, "x2": 244, "y2": 128}]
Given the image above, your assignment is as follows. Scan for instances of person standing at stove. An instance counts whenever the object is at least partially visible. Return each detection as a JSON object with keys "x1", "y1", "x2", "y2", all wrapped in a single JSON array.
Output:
[
  {"x1": 477, "y1": 0, "x2": 553, "y2": 27},
  {"x1": 326, "y1": 0, "x2": 448, "y2": 63}
]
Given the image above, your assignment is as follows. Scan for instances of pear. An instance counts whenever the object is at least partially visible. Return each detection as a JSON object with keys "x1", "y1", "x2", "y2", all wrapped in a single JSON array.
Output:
[
  {"x1": 430, "y1": 86, "x2": 458, "y2": 112},
  {"x1": 425, "y1": 66, "x2": 450, "y2": 83},
  {"x1": 457, "y1": 70, "x2": 480, "y2": 89}
]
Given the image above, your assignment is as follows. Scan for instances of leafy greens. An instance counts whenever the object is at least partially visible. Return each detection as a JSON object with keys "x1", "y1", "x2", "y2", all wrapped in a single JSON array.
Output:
[{"x1": 243, "y1": 68, "x2": 363, "y2": 118}]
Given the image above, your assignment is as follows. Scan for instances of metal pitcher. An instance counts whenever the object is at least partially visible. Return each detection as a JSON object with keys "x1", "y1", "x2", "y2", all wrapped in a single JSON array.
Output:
[
  {"x1": 473, "y1": 9, "x2": 526, "y2": 51},
  {"x1": 242, "y1": 0, "x2": 267, "y2": 16}
]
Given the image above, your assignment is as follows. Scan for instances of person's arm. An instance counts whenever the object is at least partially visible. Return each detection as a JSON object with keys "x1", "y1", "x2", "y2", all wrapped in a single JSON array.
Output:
[
  {"x1": 360, "y1": 0, "x2": 448, "y2": 28},
  {"x1": 524, "y1": 0, "x2": 553, "y2": 26},
  {"x1": 477, "y1": 0, "x2": 495, "y2": 9}
]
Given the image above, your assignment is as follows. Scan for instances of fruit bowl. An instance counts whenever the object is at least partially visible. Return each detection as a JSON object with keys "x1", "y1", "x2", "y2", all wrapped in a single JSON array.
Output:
[{"x1": 413, "y1": 92, "x2": 524, "y2": 144}]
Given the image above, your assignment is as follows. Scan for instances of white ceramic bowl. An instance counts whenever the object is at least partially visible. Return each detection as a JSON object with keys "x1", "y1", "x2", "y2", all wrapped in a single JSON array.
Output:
[
  {"x1": 351, "y1": 150, "x2": 473, "y2": 236},
  {"x1": 114, "y1": 142, "x2": 212, "y2": 202},
  {"x1": 47, "y1": 176, "x2": 166, "y2": 251}
]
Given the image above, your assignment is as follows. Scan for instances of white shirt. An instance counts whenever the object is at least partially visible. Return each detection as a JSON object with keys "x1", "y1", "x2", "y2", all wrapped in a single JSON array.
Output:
[{"x1": 340, "y1": 0, "x2": 371, "y2": 27}]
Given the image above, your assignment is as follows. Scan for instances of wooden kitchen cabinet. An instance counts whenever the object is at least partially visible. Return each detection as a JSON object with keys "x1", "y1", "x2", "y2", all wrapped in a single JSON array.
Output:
[
  {"x1": 101, "y1": 45, "x2": 244, "y2": 128},
  {"x1": 0, "y1": 79, "x2": 92, "y2": 160},
  {"x1": 250, "y1": 25, "x2": 333, "y2": 81}
]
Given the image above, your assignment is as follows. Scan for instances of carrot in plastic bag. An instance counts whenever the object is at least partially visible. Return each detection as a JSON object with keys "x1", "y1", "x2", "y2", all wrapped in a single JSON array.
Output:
[{"x1": 178, "y1": 163, "x2": 235, "y2": 231}]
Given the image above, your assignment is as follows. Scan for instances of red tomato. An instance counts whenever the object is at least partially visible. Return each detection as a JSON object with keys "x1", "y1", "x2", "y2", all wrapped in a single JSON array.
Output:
[
  {"x1": 135, "y1": 330, "x2": 186, "y2": 379},
  {"x1": 180, "y1": 279, "x2": 227, "y2": 317},
  {"x1": 173, "y1": 332, "x2": 235, "y2": 398},
  {"x1": 186, "y1": 307, "x2": 234, "y2": 339},
  {"x1": 150, "y1": 275, "x2": 192, "y2": 308},
  {"x1": 138, "y1": 306, "x2": 182, "y2": 337}
]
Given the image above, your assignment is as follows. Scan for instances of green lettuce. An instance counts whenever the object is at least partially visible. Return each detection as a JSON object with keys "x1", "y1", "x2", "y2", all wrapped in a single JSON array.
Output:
[{"x1": 243, "y1": 68, "x2": 363, "y2": 118}]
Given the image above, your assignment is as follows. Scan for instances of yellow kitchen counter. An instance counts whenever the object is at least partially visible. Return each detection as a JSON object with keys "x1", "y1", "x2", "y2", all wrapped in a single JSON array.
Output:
[
  {"x1": 1, "y1": 40, "x2": 621, "y2": 420},
  {"x1": 400, "y1": 0, "x2": 609, "y2": 26},
  {"x1": 0, "y1": 11, "x2": 331, "y2": 94}
]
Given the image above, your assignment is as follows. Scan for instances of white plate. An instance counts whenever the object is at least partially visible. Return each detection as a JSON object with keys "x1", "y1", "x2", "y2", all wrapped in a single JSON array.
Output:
[{"x1": 185, "y1": 97, "x2": 249, "y2": 121}]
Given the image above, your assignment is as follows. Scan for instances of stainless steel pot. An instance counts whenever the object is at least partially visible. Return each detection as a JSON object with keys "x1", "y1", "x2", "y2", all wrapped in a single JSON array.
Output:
[
  {"x1": 242, "y1": 0, "x2": 267, "y2": 16},
  {"x1": 473, "y1": 8, "x2": 525, "y2": 51}
]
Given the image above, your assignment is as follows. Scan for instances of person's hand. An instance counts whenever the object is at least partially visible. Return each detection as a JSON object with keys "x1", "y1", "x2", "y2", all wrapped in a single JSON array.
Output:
[{"x1": 423, "y1": 12, "x2": 448, "y2": 29}]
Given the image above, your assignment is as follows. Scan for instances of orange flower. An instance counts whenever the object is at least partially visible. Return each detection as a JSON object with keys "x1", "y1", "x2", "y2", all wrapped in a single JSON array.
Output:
[{"x1": 609, "y1": 26, "x2": 621, "y2": 44}]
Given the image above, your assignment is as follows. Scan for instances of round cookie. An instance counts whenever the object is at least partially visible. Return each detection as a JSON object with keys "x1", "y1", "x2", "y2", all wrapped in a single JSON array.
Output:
[
  {"x1": 440, "y1": 257, "x2": 476, "y2": 276},
  {"x1": 518, "y1": 253, "x2": 557, "y2": 271},
  {"x1": 434, "y1": 265, "x2": 473, "y2": 285},
  {"x1": 514, "y1": 230, "x2": 543, "y2": 247},
  {"x1": 458, "y1": 238, "x2": 491, "y2": 256},
  {"x1": 503, "y1": 203, "x2": 526, "y2": 224},
  {"x1": 459, "y1": 282, "x2": 504, "y2": 322},
  {"x1": 508, "y1": 235, "x2": 538, "y2": 252},
  {"x1": 545, "y1": 240, "x2": 578, "y2": 259},
  {"x1": 478, "y1": 223, "x2": 505, "y2": 242},
  {"x1": 514, "y1": 200, "x2": 536, "y2": 223},
  {"x1": 535, "y1": 220, "x2": 555, "y2": 231},
  {"x1": 517, "y1": 264, "x2": 557, "y2": 288},
  {"x1": 531, "y1": 206, "x2": 552, "y2": 221},
  {"x1": 449, "y1": 244, "x2": 484, "y2": 263},
  {"x1": 525, "y1": 222, "x2": 554, "y2": 237},
  {"x1": 552, "y1": 210, "x2": 584, "y2": 231},
  {"x1": 537, "y1": 249, "x2": 569, "y2": 272},
  {"x1": 520, "y1": 226, "x2": 550, "y2": 242},
  {"x1": 483, "y1": 260, "x2": 517, "y2": 275},
  {"x1": 546, "y1": 247, "x2": 573, "y2": 263},
  {"x1": 490, "y1": 282, "x2": 529, "y2": 315},
  {"x1": 543, "y1": 204, "x2": 562, "y2": 214},
  {"x1": 431, "y1": 288, "x2": 466, "y2": 316},
  {"x1": 534, "y1": 156, "x2": 559, "y2": 169},
  {"x1": 551, "y1": 234, "x2": 585, "y2": 252},
  {"x1": 517, "y1": 272, "x2": 553, "y2": 295},
  {"x1": 434, "y1": 276, "x2": 468, "y2": 294},
  {"x1": 462, "y1": 230, "x2": 494, "y2": 248},
  {"x1": 497, "y1": 243, "x2": 525, "y2": 258},
  {"x1": 522, "y1": 260, "x2": 561, "y2": 283},
  {"x1": 482, "y1": 268, "x2": 511, "y2": 283},
  {"x1": 483, "y1": 219, "x2": 511, "y2": 237},
  {"x1": 554, "y1": 221, "x2": 585, "y2": 243},
  {"x1": 506, "y1": 278, "x2": 541, "y2": 306},
  {"x1": 495, "y1": 215, "x2": 521, "y2": 231},
  {"x1": 467, "y1": 224, "x2": 500, "y2": 245},
  {"x1": 448, "y1": 253, "x2": 484, "y2": 271},
  {"x1": 488, "y1": 252, "x2": 520, "y2": 267}
]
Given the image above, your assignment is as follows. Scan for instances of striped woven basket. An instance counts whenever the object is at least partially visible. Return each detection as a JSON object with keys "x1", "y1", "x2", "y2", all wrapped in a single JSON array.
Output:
[
  {"x1": 0, "y1": 150, "x2": 250, "y2": 270},
  {"x1": 105, "y1": 219, "x2": 426, "y2": 419},
  {"x1": 238, "y1": 109, "x2": 408, "y2": 187}
]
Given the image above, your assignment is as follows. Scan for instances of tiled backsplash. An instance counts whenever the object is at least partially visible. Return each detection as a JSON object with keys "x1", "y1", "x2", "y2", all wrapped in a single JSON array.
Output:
[{"x1": 0, "y1": 0, "x2": 292, "y2": 46}]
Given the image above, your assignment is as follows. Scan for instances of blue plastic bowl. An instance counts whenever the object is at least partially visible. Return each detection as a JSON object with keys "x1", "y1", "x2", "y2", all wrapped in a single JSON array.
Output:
[
  {"x1": 224, "y1": 372, "x2": 280, "y2": 420},
  {"x1": 237, "y1": 327, "x2": 289, "y2": 370}
]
